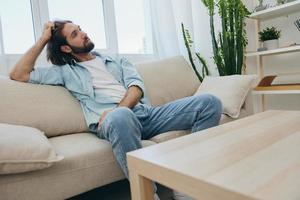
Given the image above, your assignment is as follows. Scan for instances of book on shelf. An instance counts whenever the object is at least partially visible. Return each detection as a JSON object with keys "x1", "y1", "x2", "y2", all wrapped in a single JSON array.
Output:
[{"x1": 255, "y1": 74, "x2": 300, "y2": 91}]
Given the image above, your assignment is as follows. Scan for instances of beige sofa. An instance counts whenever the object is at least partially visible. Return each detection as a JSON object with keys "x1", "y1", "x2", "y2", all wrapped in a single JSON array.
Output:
[{"x1": 0, "y1": 56, "x2": 254, "y2": 200}]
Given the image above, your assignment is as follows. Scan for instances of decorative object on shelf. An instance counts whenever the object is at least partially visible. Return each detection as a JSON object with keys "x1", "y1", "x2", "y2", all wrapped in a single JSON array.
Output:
[
  {"x1": 288, "y1": 42, "x2": 299, "y2": 46},
  {"x1": 258, "y1": 26, "x2": 281, "y2": 50},
  {"x1": 257, "y1": 47, "x2": 268, "y2": 51},
  {"x1": 294, "y1": 18, "x2": 300, "y2": 31},
  {"x1": 254, "y1": 0, "x2": 267, "y2": 12},
  {"x1": 181, "y1": 24, "x2": 209, "y2": 82},
  {"x1": 201, "y1": 0, "x2": 250, "y2": 75},
  {"x1": 255, "y1": 74, "x2": 300, "y2": 91}
]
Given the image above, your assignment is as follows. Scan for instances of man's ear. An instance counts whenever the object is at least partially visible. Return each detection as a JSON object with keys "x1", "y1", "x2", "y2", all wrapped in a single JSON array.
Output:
[{"x1": 60, "y1": 45, "x2": 72, "y2": 53}]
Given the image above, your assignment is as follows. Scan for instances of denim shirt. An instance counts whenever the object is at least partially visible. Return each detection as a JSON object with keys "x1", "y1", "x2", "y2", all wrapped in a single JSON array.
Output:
[{"x1": 29, "y1": 52, "x2": 150, "y2": 132}]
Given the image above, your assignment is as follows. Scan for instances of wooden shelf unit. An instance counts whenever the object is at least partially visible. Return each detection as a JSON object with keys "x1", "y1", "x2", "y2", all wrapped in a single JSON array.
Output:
[
  {"x1": 253, "y1": 85, "x2": 300, "y2": 94},
  {"x1": 248, "y1": 1, "x2": 300, "y2": 110},
  {"x1": 253, "y1": 75, "x2": 300, "y2": 94}
]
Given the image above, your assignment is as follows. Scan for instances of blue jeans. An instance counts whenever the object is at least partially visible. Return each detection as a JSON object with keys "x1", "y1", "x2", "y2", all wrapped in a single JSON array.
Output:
[{"x1": 96, "y1": 94, "x2": 222, "y2": 178}]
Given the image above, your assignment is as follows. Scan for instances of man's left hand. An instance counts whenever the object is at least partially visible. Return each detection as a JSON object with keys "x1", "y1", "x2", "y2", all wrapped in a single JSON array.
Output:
[{"x1": 97, "y1": 109, "x2": 113, "y2": 130}]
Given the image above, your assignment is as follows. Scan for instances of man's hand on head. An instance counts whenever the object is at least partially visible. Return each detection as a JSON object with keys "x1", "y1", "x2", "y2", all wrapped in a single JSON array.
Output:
[{"x1": 41, "y1": 21, "x2": 54, "y2": 43}]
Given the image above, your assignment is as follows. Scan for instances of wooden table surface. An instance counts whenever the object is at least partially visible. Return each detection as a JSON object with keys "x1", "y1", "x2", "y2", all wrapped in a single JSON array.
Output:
[{"x1": 127, "y1": 110, "x2": 300, "y2": 200}]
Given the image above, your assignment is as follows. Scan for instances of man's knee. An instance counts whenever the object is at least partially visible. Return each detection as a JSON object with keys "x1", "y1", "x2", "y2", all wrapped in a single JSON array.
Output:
[
  {"x1": 207, "y1": 94, "x2": 222, "y2": 110},
  {"x1": 105, "y1": 107, "x2": 135, "y2": 127},
  {"x1": 102, "y1": 107, "x2": 141, "y2": 142},
  {"x1": 196, "y1": 94, "x2": 222, "y2": 115}
]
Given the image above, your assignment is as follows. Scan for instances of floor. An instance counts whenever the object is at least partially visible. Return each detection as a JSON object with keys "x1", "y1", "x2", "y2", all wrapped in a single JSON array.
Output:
[{"x1": 68, "y1": 179, "x2": 173, "y2": 200}]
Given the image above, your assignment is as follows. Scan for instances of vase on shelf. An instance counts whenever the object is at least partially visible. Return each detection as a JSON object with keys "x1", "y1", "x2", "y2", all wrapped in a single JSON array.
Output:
[{"x1": 263, "y1": 39, "x2": 279, "y2": 50}]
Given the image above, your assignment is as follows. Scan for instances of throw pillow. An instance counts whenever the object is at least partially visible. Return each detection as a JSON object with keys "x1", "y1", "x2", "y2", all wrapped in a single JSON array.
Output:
[
  {"x1": 0, "y1": 123, "x2": 64, "y2": 174},
  {"x1": 195, "y1": 75, "x2": 257, "y2": 118}
]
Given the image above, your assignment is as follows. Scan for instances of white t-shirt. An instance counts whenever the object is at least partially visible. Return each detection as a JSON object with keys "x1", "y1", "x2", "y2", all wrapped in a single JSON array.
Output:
[{"x1": 79, "y1": 57, "x2": 127, "y2": 103}]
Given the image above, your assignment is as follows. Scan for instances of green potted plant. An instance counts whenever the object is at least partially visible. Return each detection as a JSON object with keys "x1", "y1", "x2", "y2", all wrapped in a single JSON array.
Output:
[
  {"x1": 259, "y1": 26, "x2": 281, "y2": 50},
  {"x1": 182, "y1": 0, "x2": 250, "y2": 77},
  {"x1": 201, "y1": 0, "x2": 250, "y2": 75},
  {"x1": 181, "y1": 24, "x2": 209, "y2": 82}
]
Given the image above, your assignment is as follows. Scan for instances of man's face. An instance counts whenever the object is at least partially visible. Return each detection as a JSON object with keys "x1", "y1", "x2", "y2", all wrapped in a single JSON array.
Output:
[{"x1": 61, "y1": 23, "x2": 94, "y2": 53}]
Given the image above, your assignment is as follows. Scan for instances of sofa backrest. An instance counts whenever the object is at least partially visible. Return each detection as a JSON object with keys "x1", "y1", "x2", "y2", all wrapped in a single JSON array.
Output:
[
  {"x1": 0, "y1": 56, "x2": 200, "y2": 137},
  {"x1": 136, "y1": 56, "x2": 200, "y2": 106},
  {"x1": 0, "y1": 77, "x2": 88, "y2": 137}
]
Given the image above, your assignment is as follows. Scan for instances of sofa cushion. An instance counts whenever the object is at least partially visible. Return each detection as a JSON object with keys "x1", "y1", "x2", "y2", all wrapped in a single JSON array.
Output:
[
  {"x1": 0, "y1": 123, "x2": 63, "y2": 175},
  {"x1": 136, "y1": 56, "x2": 200, "y2": 106},
  {"x1": 219, "y1": 108, "x2": 249, "y2": 124},
  {"x1": 0, "y1": 78, "x2": 88, "y2": 137},
  {"x1": 0, "y1": 133, "x2": 155, "y2": 200},
  {"x1": 195, "y1": 75, "x2": 257, "y2": 118}
]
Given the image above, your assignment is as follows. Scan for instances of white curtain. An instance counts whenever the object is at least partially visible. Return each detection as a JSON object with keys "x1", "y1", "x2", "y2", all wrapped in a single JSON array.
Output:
[
  {"x1": 149, "y1": 0, "x2": 219, "y2": 75},
  {"x1": 149, "y1": 0, "x2": 195, "y2": 59}
]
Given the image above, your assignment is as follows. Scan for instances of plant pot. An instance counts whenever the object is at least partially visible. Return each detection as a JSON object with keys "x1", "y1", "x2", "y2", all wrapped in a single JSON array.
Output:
[{"x1": 263, "y1": 39, "x2": 279, "y2": 50}]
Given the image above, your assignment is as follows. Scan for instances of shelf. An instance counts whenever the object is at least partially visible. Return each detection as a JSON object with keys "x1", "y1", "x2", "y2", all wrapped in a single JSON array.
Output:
[
  {"x1": 253, "y1": 90, "x2": 300, "y2": 94},
  {"x1": 245, "y1": 45, "x2": 300, "y2": 57},
  {"x1": 250, "y1": 0, "x2": 300, "y2": 20},
  {"x1": 253, "y1": 85, "x2": 300, "y2": 94},
  {"x1": 252, "y1": 75, "x2": 300, "y2": 94}
]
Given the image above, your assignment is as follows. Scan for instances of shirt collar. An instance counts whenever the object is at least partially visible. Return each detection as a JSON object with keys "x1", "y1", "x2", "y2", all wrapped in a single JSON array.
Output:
[
  {"x1": 70, "y1": 51, "x2": 113, "y2": 66},
  {"x1": 92, "y1": 51, "x2": 113, "y2": 63}
]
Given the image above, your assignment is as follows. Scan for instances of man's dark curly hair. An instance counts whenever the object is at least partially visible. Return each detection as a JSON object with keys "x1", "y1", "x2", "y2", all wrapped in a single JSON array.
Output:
[{"x1": 46, "y1": 20, "x2": 80, "y2": 66}]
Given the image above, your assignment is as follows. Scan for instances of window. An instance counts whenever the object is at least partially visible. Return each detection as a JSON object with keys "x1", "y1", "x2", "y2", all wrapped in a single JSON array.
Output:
[
  {"x1": 48, "y1": 0, "x2": 107, "y2": 49},
  {"x1": 114, "y1": 0, "x2": 153, "y2": 54},
  {"x1": 0, "y1": 0, "x2": 35, "y2": 54},
  {"x1": 0, "y1": 0, "x2": 155, "y2": 56}
]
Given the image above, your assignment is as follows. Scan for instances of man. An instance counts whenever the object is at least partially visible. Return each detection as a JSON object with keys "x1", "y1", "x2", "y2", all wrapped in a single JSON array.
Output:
[{"x1": 10, "y1": 20, "x2": 222, "y2": 199}]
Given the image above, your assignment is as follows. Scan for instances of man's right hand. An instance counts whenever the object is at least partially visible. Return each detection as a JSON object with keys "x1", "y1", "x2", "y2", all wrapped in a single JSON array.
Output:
[
  {"x1": 9, "y1": 21, "x2": 54, "y2": 82},
  {"x1": 41, "y1": 21, "x2": 54, "y2": 43}
]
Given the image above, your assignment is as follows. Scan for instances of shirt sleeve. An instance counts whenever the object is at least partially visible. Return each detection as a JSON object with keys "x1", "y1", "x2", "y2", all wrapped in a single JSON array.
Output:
[
  {"x1": 28, "y1": 66, "x2": 64, "y2": 86},
  {"x1": 119, "y1": 57, "x2": 146, "y2": 97}
]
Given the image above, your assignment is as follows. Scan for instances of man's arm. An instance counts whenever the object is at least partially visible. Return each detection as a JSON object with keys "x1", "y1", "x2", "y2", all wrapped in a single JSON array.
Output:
[
  {"x1": 97, "y1": 86, "x2": 142, "y2": 128},
  {"x1": 9, "y1": 22, "x2": 53, "y2": 82},
  {"x1": 118, "y1": 85, "x2": 143, "y2": 108},
  {"x1": 119, "y1": 57, "x2": 146, "y2": 98}
]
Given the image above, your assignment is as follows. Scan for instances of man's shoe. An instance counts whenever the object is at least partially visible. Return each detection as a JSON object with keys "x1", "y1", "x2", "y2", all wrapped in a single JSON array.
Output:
[{"x1": 172, "y1": 190, "x2": 194, "y2": 200}]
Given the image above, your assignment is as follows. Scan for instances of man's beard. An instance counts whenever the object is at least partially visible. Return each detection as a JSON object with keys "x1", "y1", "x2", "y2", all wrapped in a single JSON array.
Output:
[{"x1": 68, "y1": 40, "x2": 95, "y2": 53}]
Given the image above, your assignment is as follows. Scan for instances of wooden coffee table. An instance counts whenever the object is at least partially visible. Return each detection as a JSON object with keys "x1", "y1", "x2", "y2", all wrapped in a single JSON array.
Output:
[{"x1": 127, "y1": 110, "x2": 300, "y2": 200}]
